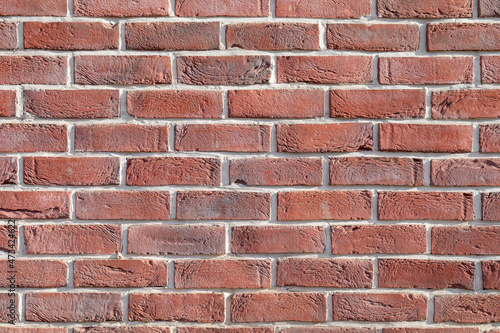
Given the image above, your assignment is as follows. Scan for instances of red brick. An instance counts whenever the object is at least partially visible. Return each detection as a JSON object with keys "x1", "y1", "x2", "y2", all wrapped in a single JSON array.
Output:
[
  {"x1": 432, "y1": 226, "x2": 500, "y2": 255},
  {"x1": 25, "y1": 293, "x2": 122, "y2": 322},
  {"x1": 332, "y1": 293, "x2": 428, "y2": 322},
  {"x1": 327, "y1": 24, "x2": 419, "y2": 51},
  {"x1": 24, "y1": 157, "x2": 119, "y2": 186},
  {"x1": 0, "y1": 0, "x2": 67, "y2": 16},
  {"x1": 0, "y1": 124, "x2": 67, "y2": 152},
  {"x1": 128, "y1": 225, "x2": 225, "y2": 255},
  {"x1": 0, "y1": 157, "x2": 17, "y2": 185},
  {"x1": 74, "y1": 0, "x2": 168, "y2": 16},
  {"x1": 0, "y1": 191, "x2": 70, "y2": 219},
  {"x1": 379, "y1": 191, "x2": 474, "y2": 221},
  {"x1": 331, "y1": 225, "x2": 427, "y2": 254},
  {"x1": 378, "y1": 0, "x2": 472, "y2": 18},
  {"x1": 177, "y1": 56, "x2": 271, "y2": 85},
  {"x1": 0, "y1": 90, "x2": 16, "y2": 117},
  {"x1": 175, "y1": 124, "x2": 271, "y2": 152},
  {"x1": 228, "y1": 89, "x2": 324, "y2": 119},
  {"x1": 232, "y1": 226, "x2": 326, "y2": 254},
  {"x1": 230, "y1": 158, "x2": 323, "y2": 186},
  {"x1": 330, "y1": 157, "x2": 424, "y2": 186},
  {"x1": 129, "y1": 293, "x2": 224, "y2": 322},
  {"x1": 482, "y1": 56, "x2": 500, "y2": 83},
  {"x1": 76, "y1": 191, "x2": 170, "y2": 220},
  {"x1": 177, "y1": 191, "x2": 270, "y2": 220},
  {"x1": 74, "y1": 260, "x2": 168, "y2": 287},
  {"x1": 0, "y1": 260, "x2": 67, "y2": 288},
  {"x1": 0, "y1": 329, "x2": 69, "y2": 333},
  {"x1": 278, "y1": 191, "x2": 372, "y2": 221},
  {"x1": 127, "y1": 90, "x2": 223, "y2": 119},
  {"x1": 75, "y1": 56, "x2": 171, "y2": 85},
  {"x1": 379, "y1": 123, "x2": 473, "y2": 153},
  {"x1": 231, "y1": 292, "x2": 327, "y2": 322},
  {"x1": 435, "y1": 295, "x2": 500, "y2": 323},
  {"x1": 380, "y1": 57, "x2": 473, "y2": 85},
  {"x1": 431, "y1": 159, "x2": 500, "y2": 186},
  {"x1": 432, "y1": 89, "x2": 500, "y2": 119},
  {"x1": 175, "y1": 0, "x2": 269, "y2": 16},
  {"x1": 0, "y1": 22, "x2": 16, "y2": 50},
  {"x1": 0, "y1": 293, "x2": 19, "y2": 322},
  {"x1": 483, "y1": 261, "x2": 500, "y2": 289},
  {"x1": 0, "y1": 56, "x2": 67, "y2": 84},
  {"x1": 0, "y1": 224, "x2": 18, "y2": 253},
  {"x1": 227, "y1": 23, "x2": 319, "y2": 50},
  {"x1": 25, "y1": 90, "x2": 119, "y2": 119},
  {"x1": 175, "y1": 259, "x2": 271, "y2": 288},
  {"x1": 277, "y1": 123, "x2": 373, "y2": 153},
  {"x1": 383, "y1": 329, "x2": 479, "y2": 333},
  {"x1": 282, "y1": 329, "x2": 376, "y2": 333},
  {"x1": 179, "y1": 329, "x2": 272, "y2": 333},
  {"x1": 278, "y1": 56, "x2": 373, "y2": 84},
  {"x1": 24, "y1": 22, "x2": 118, "y2": 51},
  {"x1": 480, "y1": 0, "x2": 500, "y2": 16},
  {"x1": 481, "y1": 125, "x2": 500, "y2": 152},
  {"x1": 127, "y1": 157, "x2": 221, "y2": 186},
  {"x1": 277, "y1": 259, "x2": 373, "y2": 288},
  {"x1": 483, "y1": 192, "x2": 500, "y2": 221},
  {"x1": 276, "y1": 0, "x2": 370, "y2": 18},
  {"x1": 25, "y1": 224, "x2": 122, "y2": 254},
  {"x1": 75, "y1": 328, "x2": 169, "y2": 333},
  {"x1": 75, "y1": 124, "x2": 169, "y2": 152},
  {"x1": 428, "y1": 23, "x2": 500, "y2": 51},
  {"x1": 379, "y1": 259, "x2": 475, "y2": 290},
  {"x1": 126, "y1": 22, "x2": 219, "y2": 50}
]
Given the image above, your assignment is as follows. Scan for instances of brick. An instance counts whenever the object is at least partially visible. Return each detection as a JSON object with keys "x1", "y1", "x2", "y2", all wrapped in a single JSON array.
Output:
[
  {"x1": 330, "y1": 157, "x2": 424, "y2": 186},
  {"x1": 432, "y1": 89, "x2": 500, "y2": 119},
  {"x1": 432, "y1": 159, "x2": 500, "y2": 186},
  {"x1": 331, "y1": 225, "x2": 427, "y2": 254},
  {"x1": 228, "y1": 89, "x2": 324, "y2": 119},
  {"x1": 175, "y1": 259, "x2": 271, "y2": 288},
  {"x1": 332, "y1": 294, "x2": 428, "y2": 322},
  {"x1": 277, "y1": 259, "x2": 373, "y2": 288},
  {"x1": 483, "y1": 261, "x2": 500, "y2": 289},
  {"x1": 480, "y1": 0, "x2": 500, "y2": 16},
  {"x1": 74, "y1": 260, "x2": 168, "y2": 287},
  {"x1": 435, "y1": 295, "x2": 500, "y2": 323},
  {"x1": 379, "y1": 123, "x2": 473, "y2": 153},
  {"x1": 277, "y1": 123, "x2": 373, "y2": 153},
  {"x1": 331, "y1": 89, "x2": 425, "y2": 119},
  {"x1": 128, "y1": 225, "x2": 225, "y2": 255},
  {"x1": 0, "y1": 22, "x2": 17, "y2": 49},
  {"x1": 230, "y1": 158, "x2": 323, "y2": 186},
  {"x1": 277, "y1": 191, "x2": 372, "y2": 221},
  {"x1": 0, "y1": 224, "x2": 18, "y2": 253},
  {"x1": 179, "y1": 329, "x2": 272, "y2": 333},
  {"x1": 0, "y1": 191, "x2": 70, "y2": 219},
  {"x1": 177, "y1": 191, "x2": 270, "y2": 220},
  {"x1": 231, "y1": 292, "x2": 327, "y2": 322},
  {"x1": 0, "y1": 293, "x2": 19, "y2": 322},
  {"x1": 383, "y1": 329, "x2": 479, "y2": 333},
  {"x1": 0, "y1": 56, "x2": 67, "y2": 84},
  {"x1": 127, "y1": 157, "x2": 221, "y2": 186},
  {"x1": 378, "y1": 0, "x2": 472, "y2": 18},
  {"x1": 432, "y1": 226, "x2": 500, "y2": 255},
  {"x1": 0, "y1": 260, "x2": 67, "y2": 288},
  {"x1": 482, "y1": 56, "x2": 500, "y2": 83},
  {"x1": 282, "y1": 329, "x2": 376, "y2": 333},
  {"x1": 483, "y1": 192, "x2": 500, "y2": 221},
  {"x1": 126, "y1": 22, "x2": 219, "y2": 50},
  {"x1": 0, "y1": 124, "x2": 67, "y2": 152},
  {"x1": 0, "y1": 0, "x2": 67, "y2": 16},
  {"x1": 177, "y1": 56, "x2": 271, "y2": 85},
  {"x1": 129, "y1": 293, "x2": 224, "y2": 322},
  {"x1": 232, "y1": 226, "x2": 326, "y2": 254},
  {"x1": 75, "y1": 56, "x2": 171, "y2": 85},
  {"x1": 76, "y1": 191, "x2": 170, "y2": 220},
  {"x1": 276, "y1": 0, "x2": 370, "y2": 18},
  {"x1": 74, "y1": 0, "x2": 168, "y2": 16},
  {"x1": 24, "y1": 22, "x2": 119, "y2": 50},
  {"x1": 0, "y1": 157, "x2": 17, "y2": 185},
  {"x1": 0, "y1": 329, "x2": 69, "y2": 333},
  {"x1": 175, "y1": 124, "x2": 271, "y2": 152},
  {"x1": 428, "y1": 23, "x2": 500, "y2": 51},
  {"x1": 0, "y1": 90, "x2": 16, "y2": 117},
  {"x1": 175, "y1": 0, "x2": 269, "y2": 16},
  {"x1": 24, "y1": 90, "x2": 119, "y2": 119},
  {"x1": 278, "y1": 56, "x2": 373, "y2": 84},
  {"x1": 75, "y1": 329, "x2": 169, "y2": 333},
  {"x1": 25, "y1": 224, "x2": 122, "y2": 254},
  {"x1": 127, "y1": 90, "x2": 223, "y2": 119},
  {"x1": 24, "y1": 157, "x2": 120, "y2": 186},
  {"x1": 25, "y1": 293, "x2": 122, "y2": 322},
  {"x1": 75, "y1": 124, "x2": 169, "y2": 152},
  {"x1": 379, "y1": 191, "x2": 474, "y2": 221},
  {"x1": 481, "y1": 125, "x2": 500, "y2": 152},
  {"x1": 227, "y1": 23, "x2": 319, "y2": 51},
  {"x1": 327, "y1": 24, "x2": 419, "y2": 51},
  {"x1": 378, "y1": 259, "x2": 475, "y2": 290},
  {"x1": 380, "y1": 57, "x2": 473, "y2": 85}
]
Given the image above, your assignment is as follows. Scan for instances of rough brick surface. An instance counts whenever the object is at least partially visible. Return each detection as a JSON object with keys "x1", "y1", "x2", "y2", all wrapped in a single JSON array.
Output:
[
  {"x1": 482, "y1": 56, "x2": 500, "y2": 83},
  {"x1": 432, "y1": 89, "x2": 500, "y2": 119},
  {"x1": 377, "y1": 0, "x2": 472, "y2": 18},
  {"x1": 0, "y1": 56, "x2": 67, "y2": 84},
  {"x1": 0, "y1": 157, "x2": 17, "y2": 185},
  {"x1": 0, "y1": 260, "x2": 67, "y2": 288},
  {"x1": 0, "y1": 22, "x2": 17, "y2": 50},
  {"x1": 0, "y1": 191, "x2": 70, "y2": 219},
  {"x1": 0, "y1": 0, "x2": 67, "y2": 16},
  {"x1": 428, "y1": 23, "x2": 500, "y2": 51},
  {"x1": 432, "y1": 226, "x2": 500, "y2": 255},
  {"x1": 74, "y1": 0, "x2": 168, "y2": 17},
  {"x1": 175, "y1": 0, "x2": 269, "y2": 17},
  {"x1": 434, "y1": 295, "x2": 500, "y2": 323},
  {"x1": 483, "y1": 261, "x2": 500, "y2": 289},
  {"x1": 480, "y1": 0, "x2": 500, "y2": 16},
  {"x1": 0, "y1": 90, "x2": 16, "y2": 117},
  {"x1": 481, "y1": 125, "x2": 500, "y2": 152},
  {"x1": 277, "y1": 0, "x2": 370, "y2": 18}
]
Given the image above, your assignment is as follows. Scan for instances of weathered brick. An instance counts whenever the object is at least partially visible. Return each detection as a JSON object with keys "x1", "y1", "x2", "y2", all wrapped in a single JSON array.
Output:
[
  {"x1": 0, "y1": 329, "x2": 69, "y2": 333},
  {"x1": 0, "y1": 0, "x2": 67, "y2": 16},
  {"x1": 0, "y1": 225, "x2": 18, "y2": 253},
  {"x1": 0, "y1": 260, "x2": 67, "y2": 288},
  {"x1": 0, "y1": 191, "x2": 70, "y2": 219},
  {"x1": 482, "y1": 192, "x2": 500, "y2": 221},
  {"x1": 0, "y1": 293, "x2": 19, "y2": 322},
  {"x1": 0, "y1": 90, "x2": 16, "y2": 117},
  {"x1": 0, "y1": 22, "x2": 17, "y2": 50},
  {"x1": 432, "y1": 89, "x2": 500, "y2": 119},
  {"x1": 482, "y1": 56, "x2": 500, "y2": 83},
  {"x1": 431, "y1": 159, "x2": 500, "y2": 186},
  {"x1": 282, "y1": 329, "x2": 376, "y2": 333},
  {"x1": 481, "y1": 125, "x2": 500, "y2": 152},
  {"x1": 480, "y1": 0, "x2": 500, "y2": 17},
  {"x1": 175, "y1": 0, "x2": 269, "y2": 16},
  {"x1": 378, "y1": 0, "x2": 472, "y2": 18},
  {"x1": 383, "y1": 329, "x2": 479, "y2": 333},
  {"x1": 483, "y1": 261, "x2": 500, "y2": 289},
  {"x1": 75, "y1": 328, "x2": 169, "y2": 333},
  {"x1": 428, "y1": 23, "x2": 500, "y2": 51},
  {"x1": 0, "y1": 124, "x2": 67, "y2": 152},
  {"x1": 435, "y1": 295, "x2": 500, "y2": 323},
  {"x1": 276, "y1": 0, "x2": 371, "y2": 18},
  {"x1": 74, "y1": 0, "x2": 168, "y2": 16},
  {"x1": 432, "y1": 226, "x2": 500, "y2": 255},
  {"x1": 0, "y1": 56, "x2": 67, "y2": 84},
  {"x1": 0, "y1": 157, "x2": 17, "y2": 185},
  {"x1": 179, "y1": 329, "x2": 272, "y2": 333}
]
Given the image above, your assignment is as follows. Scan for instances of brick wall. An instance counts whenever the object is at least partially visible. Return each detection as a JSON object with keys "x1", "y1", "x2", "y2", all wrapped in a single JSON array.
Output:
[{"x1": 0, "y1": 0, "x2": 499, "y2": 331}]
